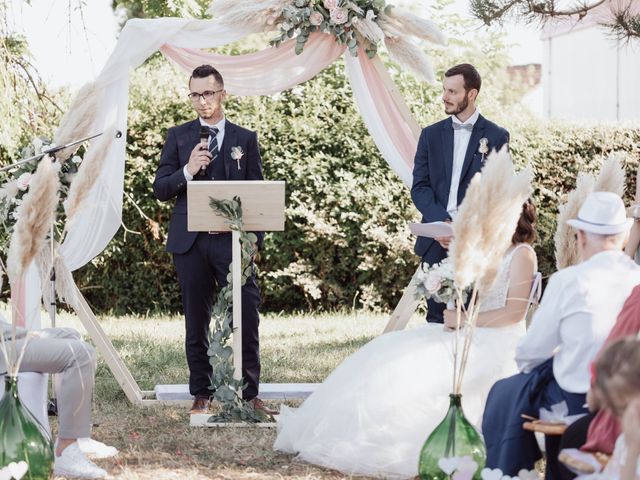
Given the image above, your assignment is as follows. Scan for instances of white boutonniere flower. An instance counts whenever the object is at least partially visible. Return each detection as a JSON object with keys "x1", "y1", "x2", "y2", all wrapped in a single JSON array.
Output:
[
  {"x1": 230, "y1": 146, "x2": 244, "y2": 170},
  {"x1": 478, "y1": 138, "x2": 489, "y2": 161}
]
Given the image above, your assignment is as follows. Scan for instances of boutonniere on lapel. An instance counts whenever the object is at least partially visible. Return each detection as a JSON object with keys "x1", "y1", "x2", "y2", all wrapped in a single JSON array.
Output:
[
  {"x1": 478, "y1": 138, "x2": 489, "y2": 162},
  {"x1": 230, "y1": 146, "x2": 244, "y2": 170}
]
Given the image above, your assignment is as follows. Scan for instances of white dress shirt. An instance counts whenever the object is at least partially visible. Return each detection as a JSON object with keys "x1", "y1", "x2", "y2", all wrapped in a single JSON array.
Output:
[
  {"x1": 516, "y1": 250, "x2": 640, "y2": 393},
  {"x1": 183, "y1": 116, "x2": 226, "y2": 181},
  {"x1": 446, "y1": 108, "x2": 480, "y2": 218}
]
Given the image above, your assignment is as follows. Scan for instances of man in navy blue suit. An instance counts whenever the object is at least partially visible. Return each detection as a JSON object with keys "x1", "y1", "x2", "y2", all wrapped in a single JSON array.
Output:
[
  {"x1": 153, "y1": 65, "x2": 275, "y2": 415},
  {"x1": 411, "y1": 63, "x2": 510, "y2": 323}
]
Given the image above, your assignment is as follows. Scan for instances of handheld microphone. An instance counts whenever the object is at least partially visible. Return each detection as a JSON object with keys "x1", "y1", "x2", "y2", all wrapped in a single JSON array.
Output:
[{"x1": 198, "y1": 126, "x2": 210, "y2": 178}]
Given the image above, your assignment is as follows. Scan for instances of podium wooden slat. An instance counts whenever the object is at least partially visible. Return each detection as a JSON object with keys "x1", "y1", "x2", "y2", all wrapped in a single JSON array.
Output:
[{"x1": 187, "y1": 180, "x2": 285, "y2": 232}]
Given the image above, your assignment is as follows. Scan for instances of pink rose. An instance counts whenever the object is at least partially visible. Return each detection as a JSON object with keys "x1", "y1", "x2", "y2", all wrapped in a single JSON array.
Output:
[
  {"x1": 309, "y1": 11, "x2": 324, "y2": 26},
  {"x1": 330, "y1": 7, "x2": 348, "y2": 25},
  {"x1": 323, "y1": 0, "x2": 337, "y2": 9},
  {"x1": 425, "y1": 272, "x2": 442, "y2": 294},
  {"x1": 16, "y1": 172, "x2": 32, "y2": 191}
]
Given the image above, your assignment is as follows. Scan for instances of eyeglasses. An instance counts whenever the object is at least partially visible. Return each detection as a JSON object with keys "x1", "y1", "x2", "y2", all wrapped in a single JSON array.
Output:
[{"x1": 188, "y1": 89, "x2": 223, "y2": 102}]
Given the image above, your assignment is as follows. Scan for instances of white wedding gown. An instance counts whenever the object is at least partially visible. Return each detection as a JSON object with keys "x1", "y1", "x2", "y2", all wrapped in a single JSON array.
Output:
[{"x1": 274, "y1": 244, "x2": 534, "y2": 479}]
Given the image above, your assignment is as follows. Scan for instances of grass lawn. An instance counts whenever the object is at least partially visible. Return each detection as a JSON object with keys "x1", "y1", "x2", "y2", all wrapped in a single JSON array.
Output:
[{"x1": 45, "y1": 310, "x2": 425, "y2": 479}]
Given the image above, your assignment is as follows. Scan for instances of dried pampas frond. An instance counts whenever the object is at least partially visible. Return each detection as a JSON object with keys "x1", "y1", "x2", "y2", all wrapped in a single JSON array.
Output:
[
  {"x1": 54, "y1": 82, "x2": 102, "y2": 161},
  {"x1": 383, "y1": 6, "x2": 446, "y2": 45},
  {"x1": 384, "y1": 36, "x2": 435, "y2": 84},
  {"x1": 64, "y1": 125, "x2": 118, "y2": 224},
  {"x1": 554, "y1": 173, "x2": 595, "y2": 270},
  {"x1": 7, "y1": 157, "x2": 61, "y2": 283},
  {"x1": 208, "y1": 0, "x2": 288, "y2": 32},
  {"x1": 36, "y1": 246, "x2": 79, "y2": 311},
  {"x1": 593, "y1": 153, "x2": 626, "y2": 196},
  {"x1": 451, "y1": 147, "x2": 533, "y2": 293},
  {"x1": 353, "y1": 13, "x2": 385, "y2": 43}
]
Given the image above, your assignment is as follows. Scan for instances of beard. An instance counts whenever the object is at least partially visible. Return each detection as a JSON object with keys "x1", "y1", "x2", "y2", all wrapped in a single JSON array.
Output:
[{"x1": 445, "y1": 93, "x2": 469, "y2": 116}]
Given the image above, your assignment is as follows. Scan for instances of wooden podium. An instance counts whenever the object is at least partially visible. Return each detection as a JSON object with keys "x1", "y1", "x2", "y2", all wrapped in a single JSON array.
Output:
[{"x1": 187, "y1": 180, "x2": 285, "y2": 386}]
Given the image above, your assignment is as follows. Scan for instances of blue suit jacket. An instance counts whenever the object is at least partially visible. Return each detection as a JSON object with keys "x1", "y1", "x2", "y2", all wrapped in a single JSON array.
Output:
[
  {"x1": 411, "y1": 114, "x2": 509, "y2": 263},
  {"x1": 153, "y1": 118, "x2": 264, "y2": 254}
]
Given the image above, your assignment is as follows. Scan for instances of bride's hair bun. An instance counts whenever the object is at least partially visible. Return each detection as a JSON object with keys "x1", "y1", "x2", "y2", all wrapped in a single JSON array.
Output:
[{"x1": 512, "y1": 200, "x2": 537, "y2": 245}]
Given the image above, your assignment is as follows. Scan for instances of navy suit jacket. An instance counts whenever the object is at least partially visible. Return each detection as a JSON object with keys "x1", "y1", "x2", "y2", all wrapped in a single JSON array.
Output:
[
  {"x1": 153, "y1": 118, "x2": 264, "y2": 254},
  {"x1": 411, "y1": 114, "x2": 509, "y2": 264}
]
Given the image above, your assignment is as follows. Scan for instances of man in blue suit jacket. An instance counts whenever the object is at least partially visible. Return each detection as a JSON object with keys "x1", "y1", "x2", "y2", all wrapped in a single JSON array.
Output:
[
  {"x1": 411, "y1": 64, "x2": 509, "y2": 323},
  {"x1": 153, "y1": 65, "x2": 274, "y2": 415}
]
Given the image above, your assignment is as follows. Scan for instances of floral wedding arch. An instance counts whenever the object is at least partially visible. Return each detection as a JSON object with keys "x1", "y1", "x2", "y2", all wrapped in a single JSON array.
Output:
[{"x1": 10, "y1": 0, "x2": 444, "y2": 403}]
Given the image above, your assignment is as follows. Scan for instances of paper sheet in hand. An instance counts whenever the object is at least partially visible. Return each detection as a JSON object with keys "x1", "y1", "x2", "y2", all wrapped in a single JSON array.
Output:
[{"x1": 409, "y1": 222, "x2": 453, "y2": 239}]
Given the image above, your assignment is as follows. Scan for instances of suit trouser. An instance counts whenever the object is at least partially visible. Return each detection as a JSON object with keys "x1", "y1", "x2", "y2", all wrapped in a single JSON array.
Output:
[
  {"x1": 173, "y1": 232, "x2": 261, "y2": 400},
  {"x1": 421, "y1": 249, "x2": 447, "y2": 324},
  {"x1": 1, "y1": 328, "x2": 96, "y2": 438}
]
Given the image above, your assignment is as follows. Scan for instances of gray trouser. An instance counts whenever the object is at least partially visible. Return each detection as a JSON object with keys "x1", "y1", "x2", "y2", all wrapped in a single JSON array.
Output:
[{"x1": 1, "y1": 328, "x2": 96, "y2": 438}]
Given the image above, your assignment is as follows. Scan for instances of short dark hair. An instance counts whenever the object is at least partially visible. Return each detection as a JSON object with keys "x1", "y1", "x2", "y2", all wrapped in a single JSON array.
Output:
[
  {"x1": 512, "y1": 200, "x2": 537, "y2": 245},
  {"x1": 444, "y1": 63, "x2": 481, "y2": 93},
  {"x1": 189, "y1": 64, "x2": 224, "y2": 88}
]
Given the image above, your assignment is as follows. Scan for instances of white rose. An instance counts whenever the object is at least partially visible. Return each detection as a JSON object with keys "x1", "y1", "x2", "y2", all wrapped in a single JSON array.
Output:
[
  {"x1": 424, "y1": 272, "x2": 442, "y2": 294},
  {"x1": 330, "y1": 7, "x2": 348, "y2": 25},
  {"x1": 309, "y1": 11, "x2": 324, "y2": 26},
  {"x1": 16, "y1": 172, "x2": 32, "y2": 191},
  {"x1": 323, "y1": 0, "x2": 337, "y2": 8}
]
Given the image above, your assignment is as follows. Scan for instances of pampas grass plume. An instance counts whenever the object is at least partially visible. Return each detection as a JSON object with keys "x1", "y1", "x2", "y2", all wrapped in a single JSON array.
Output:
[
  {"x1": 384, "y1": 36, "x2": 435, "y2": 84},
  {"x1": 384, "y1": 6, "x2": 446, "y2": 45},
  {"x1": 54, "y1": 81, "x2": 101, "y2": 161},
  {"x1": 64, "y1": 125, "x2": 118, "y2": 224},
  {"x1": 208, "y1": 0, "x2": 288, "y2": 31},
  {"x1": 593, "y1": 152, "x2": 626, "y2": 196},
  {"x1": 7, "y1": 156, "x2": 60, "y2": 283},
  {"x1": 554, "y1": 173, "x2": 595, "y2": 269},
  {"x1": 450, "y1": 147, "x2": 533, "y2": 293}
]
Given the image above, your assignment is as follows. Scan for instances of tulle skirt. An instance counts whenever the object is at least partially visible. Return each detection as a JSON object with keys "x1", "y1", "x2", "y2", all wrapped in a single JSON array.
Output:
[{"x1": 274, "y1": 322, "x2": 526, "y2": 479}]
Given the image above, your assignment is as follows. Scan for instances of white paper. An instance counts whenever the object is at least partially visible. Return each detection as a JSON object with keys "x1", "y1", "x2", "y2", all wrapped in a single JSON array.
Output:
[{"x1": 409, "y1": 222, "x2": 454, "y2": 239}]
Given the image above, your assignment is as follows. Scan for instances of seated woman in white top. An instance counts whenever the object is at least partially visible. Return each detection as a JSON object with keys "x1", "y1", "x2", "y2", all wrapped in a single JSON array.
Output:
[{"x1": 273, "y1": 202, "x2": 538, "y2": 479}]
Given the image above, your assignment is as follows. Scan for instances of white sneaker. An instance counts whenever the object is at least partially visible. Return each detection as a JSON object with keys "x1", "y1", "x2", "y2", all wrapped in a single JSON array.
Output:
[
  {"x1": 77, "y1": 437, "x2": 119, "y2": 459},
  {"x1": 54, "y1": 442, "x2": 108, "y2": 479}
]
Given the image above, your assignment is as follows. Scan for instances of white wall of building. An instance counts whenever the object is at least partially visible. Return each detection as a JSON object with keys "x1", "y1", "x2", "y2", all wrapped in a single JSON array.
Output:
[{"x1": 543, "y1": 26, "x2": 640, "y2": 122}]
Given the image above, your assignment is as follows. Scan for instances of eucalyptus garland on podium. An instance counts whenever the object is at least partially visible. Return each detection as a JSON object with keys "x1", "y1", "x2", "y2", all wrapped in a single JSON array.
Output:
[{"x1": 206, "y1": 196, "x2": 273, "y2": 423}]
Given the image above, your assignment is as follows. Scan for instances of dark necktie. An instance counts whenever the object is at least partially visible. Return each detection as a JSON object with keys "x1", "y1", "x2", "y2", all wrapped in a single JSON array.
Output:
[
  {"x1": 207, "y1": 126, "x2": 219, "y2": 179},
  {"x1": 452, "y1": 122, "x2": 474, "y2": 132}
]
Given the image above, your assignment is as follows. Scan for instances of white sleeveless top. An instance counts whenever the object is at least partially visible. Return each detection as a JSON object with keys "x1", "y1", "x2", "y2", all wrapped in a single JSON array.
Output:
[{"x1": 479, "y1": 243, "x2": 537, "y2": 313}]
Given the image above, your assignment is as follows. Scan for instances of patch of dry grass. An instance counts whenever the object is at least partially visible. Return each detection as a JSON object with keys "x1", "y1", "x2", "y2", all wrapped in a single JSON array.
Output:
[{"x1": 42, "y1": 310, "x2": 425, "y2": 479}]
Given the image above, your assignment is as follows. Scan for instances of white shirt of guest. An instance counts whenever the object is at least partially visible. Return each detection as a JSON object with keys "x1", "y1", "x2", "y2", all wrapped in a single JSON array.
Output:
[
  {"x1": 515, "y1": 250, "x2": 640, "y2": 393},
  {"x1": 446, "y1": 108, "x2": 480, "y2": 218},
  {"x1": 183, "y1": 116, "x2": 226, "y2": 181}
]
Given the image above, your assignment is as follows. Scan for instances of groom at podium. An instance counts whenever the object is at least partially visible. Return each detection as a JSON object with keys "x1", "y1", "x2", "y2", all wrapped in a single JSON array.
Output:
[
  {"x1": 153, "y1": 64, "x2": 275, "y2": 415},
  {"x1": 411, "y1": 63, "x2": 510, "y2": 323}
]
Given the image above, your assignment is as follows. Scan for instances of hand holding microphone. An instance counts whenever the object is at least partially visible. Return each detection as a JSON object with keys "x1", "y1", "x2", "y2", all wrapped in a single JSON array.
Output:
[{"x1": 186, "y1": 127, "x2": 213, "y2": 177}]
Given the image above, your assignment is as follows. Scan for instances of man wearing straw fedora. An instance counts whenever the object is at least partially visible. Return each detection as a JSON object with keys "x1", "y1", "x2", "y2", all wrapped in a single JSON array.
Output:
[
  {"x1": 411, "y1": 63, "x2": 509, "y2": 323},
  {"x1": 481, "y1": 192, "x2": 640, "y2": 479}
]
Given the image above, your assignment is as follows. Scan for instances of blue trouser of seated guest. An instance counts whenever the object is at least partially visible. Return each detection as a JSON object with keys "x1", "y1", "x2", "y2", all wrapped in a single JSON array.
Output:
[{"x1": 481, "y1": 359, "x2": 588, "y2": 480}]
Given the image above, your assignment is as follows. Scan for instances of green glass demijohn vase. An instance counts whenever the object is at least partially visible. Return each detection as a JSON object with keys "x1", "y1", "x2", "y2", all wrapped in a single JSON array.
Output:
[
  {"x1": 0, "y1": 376, "x2": 54, "y2": 479},
  {"x1": 418, "y1": 394, "x2": 486, "y2": 479}
]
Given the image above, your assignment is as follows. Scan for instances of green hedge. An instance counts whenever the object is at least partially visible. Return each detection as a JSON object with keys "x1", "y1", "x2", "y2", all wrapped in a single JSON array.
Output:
[{"x1": 70, "y1": 57, "x2": 640, "y2": 314}]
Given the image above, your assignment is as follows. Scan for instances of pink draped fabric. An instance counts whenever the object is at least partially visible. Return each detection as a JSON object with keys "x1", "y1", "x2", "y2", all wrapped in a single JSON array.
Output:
[
  {"x1": 356, "y1": 53, "x2": 419, "y2": 174},
  {"x1": 160, "y1": 32, "x2": 346, "y2": 96}
]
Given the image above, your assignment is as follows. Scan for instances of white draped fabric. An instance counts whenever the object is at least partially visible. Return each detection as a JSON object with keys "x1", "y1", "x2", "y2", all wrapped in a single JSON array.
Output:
[{"x1": 21, "y1": 17, "x2": 423, "y2": 321}]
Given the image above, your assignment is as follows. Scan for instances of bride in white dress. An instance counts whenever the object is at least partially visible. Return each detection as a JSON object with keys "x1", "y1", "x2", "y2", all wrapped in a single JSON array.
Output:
[{"x1": 274, "y1": 202, "x2": 539, "y2": 479}]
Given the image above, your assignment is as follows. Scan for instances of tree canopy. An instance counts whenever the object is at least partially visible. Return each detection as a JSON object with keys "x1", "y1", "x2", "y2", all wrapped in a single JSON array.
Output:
[{"x1": 471, "y1": 0, "x2": 640, "y2": 40}]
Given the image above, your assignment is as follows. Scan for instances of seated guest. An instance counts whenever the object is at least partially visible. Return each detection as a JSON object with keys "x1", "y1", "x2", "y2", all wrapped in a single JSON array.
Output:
[
  {"x1": 482, "y1": 192, "x2": 640, "y2": 480},
  {"x1": 558, "y1": 284, "x2": 640, "y2": 479},
  {"x1": 571, "y1": 337, "x2": 640, "y2": 480},
  {"x1": 1, "y1": 319, "x2": 117, "y2": 479}
]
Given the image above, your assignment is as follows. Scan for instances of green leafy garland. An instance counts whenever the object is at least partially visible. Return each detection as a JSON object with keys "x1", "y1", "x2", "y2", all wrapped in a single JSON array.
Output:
[{"x1": 206, "y1": 196, "x2": 273, "y2": 423}]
